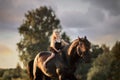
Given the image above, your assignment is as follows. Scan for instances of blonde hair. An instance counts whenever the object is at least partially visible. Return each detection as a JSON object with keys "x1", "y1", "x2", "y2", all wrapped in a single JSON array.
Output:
[
  {"x1": 50, "y1": 29, "x2": 61, "y2": 47},
  {"x1": 52, "y1": 29, "x2": 60, "y2": 39}
]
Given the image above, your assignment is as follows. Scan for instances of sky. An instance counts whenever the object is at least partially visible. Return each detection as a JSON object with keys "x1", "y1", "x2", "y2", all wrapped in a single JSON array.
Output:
[{"x1": 0, "y1": 0, "x2": 120, "y2": 68}]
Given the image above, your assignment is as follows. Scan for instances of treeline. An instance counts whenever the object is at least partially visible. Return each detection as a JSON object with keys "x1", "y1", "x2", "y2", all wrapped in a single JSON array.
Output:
[{"x1": 0, "y1": 63, "x2": 29, "y2": 80}]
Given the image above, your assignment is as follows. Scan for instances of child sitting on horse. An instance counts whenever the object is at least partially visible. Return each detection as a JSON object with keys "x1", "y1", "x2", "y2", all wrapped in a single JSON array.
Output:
[{"x1": 43, "y1": 29, "x2": 69, "y2": 67}]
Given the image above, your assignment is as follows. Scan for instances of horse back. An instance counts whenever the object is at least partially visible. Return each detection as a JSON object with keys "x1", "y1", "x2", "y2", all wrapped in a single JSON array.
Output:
[{"x1": 38, "y1": 51, "x2": 51, "y2": 63}]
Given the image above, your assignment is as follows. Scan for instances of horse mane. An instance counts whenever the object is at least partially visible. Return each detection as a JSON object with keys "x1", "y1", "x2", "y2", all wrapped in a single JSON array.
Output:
[{"x1": 68, "y1": 39, "x2": 79, "y2": 56}]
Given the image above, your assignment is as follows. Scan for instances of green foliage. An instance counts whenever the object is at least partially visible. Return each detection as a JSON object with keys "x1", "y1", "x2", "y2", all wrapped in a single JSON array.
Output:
[
  {"x1": 2, "y1": 70, "x2": 11, "y2": 80},
  {"x1": 75, "y1": 63, "x2": 91, "y2": 80},
  {"x1": 74, "y1": 44, "x2": 104, "y2": 80},
  {"x1": 111, "y1": 41, "x2": 120, "y2": 59},
  {"x1": 109, "y1": 61, "x2": 120, "y2": 80},
  {"x1": 91, "y1": 44, "x2": 103, "y2": 59},
  {"x1": 1, "y1": 67, "x2": 29, "y2": 80},
  {"x1": 74, "y1": 41, "x2": 120, "y2": 80},
  {"x1": 2, "y1": 69, "x2": 21, "y2": 80},
  {"x1": 87, "y1": 52, "x2": 114, "y2": 80},
  {"x1": 17, "y1": 6, "x2": 62, "y2": 67},
  {"x1": 0, "y1": 69, "x2": 5, "y2": 77},
  {"x1": 101, "y1": 44, "x2": 110, "y2": 53},
  {"x1": 2, "y1": 64, "x2": 22, "y2": 80},
  {"x1": 109, "y1": 41, "x2": 120, "y2": 80},
  {"x1": 61, "y1": 32, "x2": 70, "y2": 43}
]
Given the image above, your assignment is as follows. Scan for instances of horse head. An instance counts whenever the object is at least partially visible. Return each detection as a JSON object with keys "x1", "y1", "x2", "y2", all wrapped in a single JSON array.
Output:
[{"x1": 77, "y1": 36, "x2": 91, "y2": 63}]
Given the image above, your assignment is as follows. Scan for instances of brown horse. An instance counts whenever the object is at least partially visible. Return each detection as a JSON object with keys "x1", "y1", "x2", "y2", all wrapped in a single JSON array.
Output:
[{"x1": 27, "y1": 36, "x2": 91, "y2": 80}]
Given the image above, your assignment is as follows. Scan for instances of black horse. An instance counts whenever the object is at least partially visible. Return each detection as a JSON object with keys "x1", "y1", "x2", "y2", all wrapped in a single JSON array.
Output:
[{"x1": 27, "y1": 36, "x2": 91, "y2": 80}]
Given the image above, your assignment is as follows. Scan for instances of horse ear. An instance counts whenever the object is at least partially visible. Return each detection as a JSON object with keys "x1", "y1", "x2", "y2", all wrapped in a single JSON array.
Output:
[
  {"x1": 78, "y1": 36, "x2": 81, "y2": 41},
  {"x1": 84, "y1": 36, "x2": 87, "y2": 39}
]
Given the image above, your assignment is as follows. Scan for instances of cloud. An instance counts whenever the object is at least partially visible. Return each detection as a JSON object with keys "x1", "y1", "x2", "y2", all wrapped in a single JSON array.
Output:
[
  {"x1": 56, "y1": 0, "x2": 120, "y2": 48},
  {"x1": 82, "y1": 0, "x2": 120, "y2": 16},
  {"x1": 60, "y1": 6, "x2": 105, "y2": 28},
  {"x1": 0, "y1": 0, "x2": 52, "y2": 32},
  {"x1": 60, "y1": 11, "x2": 92, "y2": 28},
  {"x1": 0, "y1": 0, "x2": 120, "y2": 46},
  {"x1": 0, "y1": 0, "x2": 24, "y2": 32}
]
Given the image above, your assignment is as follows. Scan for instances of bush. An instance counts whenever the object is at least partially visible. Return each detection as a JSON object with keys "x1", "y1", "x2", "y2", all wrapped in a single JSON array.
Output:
[{"x1": 87, "y1": 52, "x2": 114, "y2": 80}]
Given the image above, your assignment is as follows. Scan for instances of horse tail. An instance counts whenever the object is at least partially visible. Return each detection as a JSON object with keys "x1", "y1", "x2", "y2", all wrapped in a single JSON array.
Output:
[
  {"x1": 33, "y1": 53, "x2": 40, "y2": 80},
  {"x1": 27, "y1": 60, "x2": 34, "y2": 80}
]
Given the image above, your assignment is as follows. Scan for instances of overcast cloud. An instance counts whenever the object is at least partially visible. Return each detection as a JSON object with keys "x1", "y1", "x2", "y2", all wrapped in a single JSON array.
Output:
[
  {"x1": 0, "y1": 0, "x2": 120, "y2": 45},
  {"x1": 82, "y1": 0, "x2": 120, "y2": 16}
]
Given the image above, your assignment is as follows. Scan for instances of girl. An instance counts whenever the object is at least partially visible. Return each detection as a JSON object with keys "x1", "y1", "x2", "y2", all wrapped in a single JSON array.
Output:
[{"x1": 43, "y1": 29, "x2": 69, "y2": 67}]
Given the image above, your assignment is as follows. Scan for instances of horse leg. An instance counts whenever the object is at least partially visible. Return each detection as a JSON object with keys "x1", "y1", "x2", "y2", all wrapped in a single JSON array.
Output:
[
  {"x1": 58, "y1": 74, "x2": 68, "y2": 80},
  {"x1": 36, "y1": 70, "x2": 51, "y2": 80},
  {"x1": 44, "y1": 74, "x2": 51, "y2": 80},
  {"x1": 69, "y1": 74, "x2": 77, "y2": 80},
  {"x1": 35, "y1": 67, "x2": 44, "y2": 80},
  {"x1": 27, "y1": 60, "x2": 34, "y2": 80},
  {"x1": 58, "y1": 73, "x2": 77, "y2": 80},
  {"x1": 58, "y1": 75, "x2": 63, "y2": 80},
  {"x1": 27, "y1": 59, "x2": 45, "y2": 80},
  {"x1": 56, "y1": 68, "x2": 66, "y2": 80}
]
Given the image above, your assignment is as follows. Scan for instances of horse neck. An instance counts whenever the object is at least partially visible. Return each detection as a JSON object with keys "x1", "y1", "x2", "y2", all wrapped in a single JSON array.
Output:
[
  {"x1": 67, "y1": 39, "x2": 80, "y2": 66},
  {"x1": 68, "y1": 48, "x2": 79, "y2": 66}
]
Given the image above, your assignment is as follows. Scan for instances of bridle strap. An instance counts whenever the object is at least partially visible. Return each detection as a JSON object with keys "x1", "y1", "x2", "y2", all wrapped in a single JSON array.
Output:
[
  {"x1": 77, "y1": 45, "x2": 85, "y2": 57},
  {"x1": 76, "y1": 45, "x2": 81, "y2": 56}
]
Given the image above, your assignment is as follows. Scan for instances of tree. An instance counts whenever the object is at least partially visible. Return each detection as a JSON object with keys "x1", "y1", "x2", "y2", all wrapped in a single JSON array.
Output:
[
  {"x1": 2, "y1": 70, "x2": 11, "y2": 80},
  {"x1": 101, "y1": 44, "x2": 110, "y2": 53},
  {"x1": 87, "y1": 41, "x2": 120, "y2": 80},
  {"x1": 17, "y1": 6, "x2": 62, "y2": 67},
  {"x1": 61, "y1": 32, "x2": 70, "y2": 43},
  {"x1": 111, "y1": 41, "x2": 120, "y2": 59},
  {"x1": 87, "y1": 52, "x2": 114, "y2": 80},
  {"x1": 14, "y1": 63, "x2": 22, "y2": 78},
  {"x1": 91, "y1": 44, "x2": 103, "y2": 59},
  {"x1": 109, "y1": 41, "x2": 120, "y2": 80},
  {"x1": 75, "y1": 63, "x2": 91, "y2": 80},
  {"x1": 17, "y1": 6, "x2": 70, "y2": 67},
  {"x1": 0, "y1": 69, "x2": 5, "y2": 78}
]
